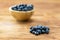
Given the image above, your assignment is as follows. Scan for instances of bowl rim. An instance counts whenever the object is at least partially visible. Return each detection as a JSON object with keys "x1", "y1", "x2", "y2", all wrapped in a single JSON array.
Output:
[{"x1": 9, "y1": 5, "x2": 34, "y2": 13}]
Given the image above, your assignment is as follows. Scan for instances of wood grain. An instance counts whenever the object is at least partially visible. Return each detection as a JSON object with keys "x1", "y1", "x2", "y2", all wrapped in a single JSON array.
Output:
[{"x1": 0, "y1": 0, "x2": 60, "y2": 40}]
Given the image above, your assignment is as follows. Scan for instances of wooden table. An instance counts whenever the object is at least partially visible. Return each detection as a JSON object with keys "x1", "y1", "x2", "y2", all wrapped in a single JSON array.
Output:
[{"x1": 0, "y1": 0, "x2": 60, "y2": 40}]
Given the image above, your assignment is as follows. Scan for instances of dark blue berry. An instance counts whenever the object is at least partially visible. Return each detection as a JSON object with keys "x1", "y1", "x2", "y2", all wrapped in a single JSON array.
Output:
[
  {"x1": 33, "y1": 26, "x2": 38, "y2": 29},
  {"x1": 45, "y1": 29, "x2": 49, "y2": 34},
  {"x1": 27, "y1": 4, "x2": 33, "y2": 11},
  {"x1": 34, "y1": 32, "x2": 40, "y2": 35},
  {"x1": 17, "y1": 8, "x2": 21, "y2": 11},
  {"x1": 36, "y1": 30, "x2": 41, "y2": 34},
  {"x1": 19, "y1": 4, "x2": 25, "y2": 8},
  {"x1": 37, "y1": 25, "x2": 43, "y2": 29},
  {"x1": 44, "y1": 27, "x2": 49, "y2": 30},
  {"x1": 12, "y1": 6, "x2": 18, "y2": 10},
  {"x1": 19, "y1": 4, "x2": 27, "y2": 7},
  {"x1": 41, "y1": 30, "x2": 45, "y2": 34},
  {"x1": 22, "y1": 7, "x2": 28, "y2": 11},
  {"x1": 32, "y1": 31, "x2": 36, "y2": 34}
]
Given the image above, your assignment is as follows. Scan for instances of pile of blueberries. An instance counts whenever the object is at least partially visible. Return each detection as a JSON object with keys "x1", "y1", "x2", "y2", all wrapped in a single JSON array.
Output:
[
  {"x1": 12, "y1": 4, "x2": 33, "y2": 11},
  {"x1": 30, "y1": 25, "x2": 50, "y2": 35}
]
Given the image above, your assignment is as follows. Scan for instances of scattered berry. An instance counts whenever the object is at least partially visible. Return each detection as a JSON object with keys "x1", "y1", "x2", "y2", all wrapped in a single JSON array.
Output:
[
  {"x1": 41, "y1": 30, "x2": 45, "y2": 34},
  {"x1": 36, "y1": 29, "x2": 41, "y2": 34},
  {"x1": 45, "y1": 29, "x2": 49, "y2": 34},
  {"x1": 30, "y1": 25, "x2": 50, "y2": 35},
  {"x1": 34, "y1": 32, "x2": 39, "y2": 35}
]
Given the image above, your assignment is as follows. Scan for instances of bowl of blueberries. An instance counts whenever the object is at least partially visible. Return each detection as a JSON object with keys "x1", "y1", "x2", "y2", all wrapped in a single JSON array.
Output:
[{"x1": 9, "y1": 4, "x2": 34, "y2": 21}]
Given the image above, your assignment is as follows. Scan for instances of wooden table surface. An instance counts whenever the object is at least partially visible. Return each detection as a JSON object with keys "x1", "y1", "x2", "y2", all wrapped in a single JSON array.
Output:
[{"x1": 0, "y1": 0, "x2": 60, "y2": 40}]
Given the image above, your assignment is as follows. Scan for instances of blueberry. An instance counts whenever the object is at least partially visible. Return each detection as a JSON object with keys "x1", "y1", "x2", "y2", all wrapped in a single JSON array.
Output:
[
  {"x1": 17, "y1": 8, "x2": 21, "y2": 11},
  {"x1": 30, "y1": 27, "x2": 36, "y2": 31},
  {"x1": 19, "y1": 4, "x2": 27, "y2": 7},
  {"x1": 37, "y1": 25, "x2": 42, "y2": 30},
  {"x1": 34, "y1": 31, "x2": 40, "y2": 35},
  {"x1": 23, "y1": 4, "x2": 27, "y2": 7},
  {"x1": 32, "y1": 31, "x2": 36, "y2": 34},
  {"x1": 41, "y1": 26, "x2": 45, "y2": 29},
  {"x1": 45, "y1": 29, "x2": 49, "y2": 34},
  {"x1": 22, "y1": 7, "x2": 28, "y2": 11},
  {"x1": 41, "y1": 30, "x2": 45, "y2": 34},
  {"x1": 37, "y1": 26, "x2": 42, "y2": 29},
  {"x1": 12, "y1": 6, "x2": 18, "y2": 10},
  {"x1": 18, "y1": 5, "x2": 25, "y2": 11},
  {"x1": 33, "y1": 28, "x2": 37, "y2": 31},
  {"x1": 46, "y1": 27, "x2": 50, "y2": 30},
  {"x1": 27, "y1": 4, "x2": 33, "y2": 8},
  {"x1": 37, "y1": 30, "x2": 41, "y2": 32},
  {"x1": 27, "y1": 4, "x2": 33, "y2": 11},
  {"x1": 27, "y1": 7, "x2": 32, "y2": 11},
  {"x1": 36, "y1": 29, "x2": 41, "y2": 34},
  {"x1": 19, "y1": 6, "x2": 24, "y2": 10},
  {"x1": 43, "y1": 27, "x2": 46, "y2": 30},
  {"x1": 12, "y1": 7, "x2": 14, "y2": 10}
]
